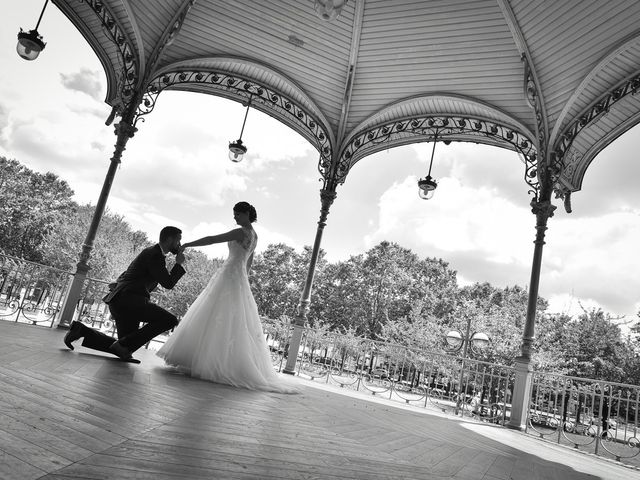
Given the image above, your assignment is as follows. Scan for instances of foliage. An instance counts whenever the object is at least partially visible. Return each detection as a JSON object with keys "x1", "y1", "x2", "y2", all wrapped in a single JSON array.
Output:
[
  {"x1": 0, "y1": 157, "x2": 75, "y2": 262},
  {"x1": 249, "y1": 243, "x2": 310, "y2": 321},
  {"x1": 379, "y1": 300, "x2": 444, "y2": 353},
  {"x1": 312, "y1": 241, "x2": 458, "y2": 337},
  {"x1": 39, "y1": 204, "x2": 150, "y2": 281}
]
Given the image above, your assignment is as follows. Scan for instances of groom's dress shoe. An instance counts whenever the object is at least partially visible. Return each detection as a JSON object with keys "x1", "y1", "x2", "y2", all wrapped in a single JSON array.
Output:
[
  {"x1": 63, "y1": 321, "x2": 84, "y2": 350},
  {"x1": 109, "y1": 341, "x2": 131, "y2": 359},
  {"x1": 121, "y1": 357, "x2": 141, "y2": 364},
  {"x1": 109, "y1": 341, "x2": 140, "y2": 363}
]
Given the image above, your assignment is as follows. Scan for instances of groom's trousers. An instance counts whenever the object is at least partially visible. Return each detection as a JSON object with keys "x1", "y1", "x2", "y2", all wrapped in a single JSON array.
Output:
[{"x1": 80, "y1": 293, "x2": 178, "y2": 353}]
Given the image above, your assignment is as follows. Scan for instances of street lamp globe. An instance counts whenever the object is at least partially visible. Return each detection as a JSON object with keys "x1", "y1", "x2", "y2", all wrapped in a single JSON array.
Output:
[
  {"x1": 17, "y1": 29, "x2": 46, "y2": 61},
  {"x1": 417, "y1": 175, "x2": 437, "y2": 200},
  {"x1": 470, "y1": 332, "x2": 490, "y2": 350},
  {"x1": 445, "y1": 330, "x2": 463, "y2": 350},
  {"x1": 228, "y1": 139, "x2": 247, "y2": 162}
]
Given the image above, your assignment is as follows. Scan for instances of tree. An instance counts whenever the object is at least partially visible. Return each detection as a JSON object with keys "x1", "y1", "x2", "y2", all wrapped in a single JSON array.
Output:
[
  {"x1": 0, "y1": 157, "x2": 75, "y2": 261},
  {"x1": 249, "y1": 243, "x2": 311, "y2": 321},
  {"x1": 313, "y1": 242, "x2": 459, "y2": 338},
  {"x1": 560, "y1": 308, "x2": 631, "y2": 382},
  {"x1": 380, "y1": 300, "x2": 444, "y2": 353},
  {"x1": 39, "y1": 204, "x2": 151, "y2": 281}
]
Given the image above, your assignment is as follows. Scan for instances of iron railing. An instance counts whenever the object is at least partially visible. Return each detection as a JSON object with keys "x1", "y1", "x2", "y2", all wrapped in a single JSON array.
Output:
[
  {"x1": 527, "y1": 371, "x2": 640, "y2": 465},
  {"x1": 266, "y1": 325, "x2": 515, "y2": 425},
  {"x1": 0, "y1": 252, "x2": 115, "y2": 335}
]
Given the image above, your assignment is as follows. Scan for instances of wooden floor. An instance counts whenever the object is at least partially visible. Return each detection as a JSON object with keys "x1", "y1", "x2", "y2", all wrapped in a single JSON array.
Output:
[{"x1": 0, "y1": 322, "x2": 636, "y2": 480}]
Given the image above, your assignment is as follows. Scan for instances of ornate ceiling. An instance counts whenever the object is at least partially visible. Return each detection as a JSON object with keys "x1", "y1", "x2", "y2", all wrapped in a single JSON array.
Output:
[{"x1": 52, "y1": 0, "x2": 640, "y2": 200}]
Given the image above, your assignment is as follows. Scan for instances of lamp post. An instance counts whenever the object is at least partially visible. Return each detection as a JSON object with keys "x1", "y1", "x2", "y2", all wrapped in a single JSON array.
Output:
[
  {"x1": 417, "y1": 135, "x2": 439, "y2": 200},
  {"x1": 445, "y1": 317, "x2": 489, "y2": 414},
  {"x1": 228, "y1": 96, "x2": 252, "y2": 162},
  {"x1": 417, "y1": 135, "x2": 451, "y2": 200},
  {"x1": 16, "y1": 0, "x2": 49, "y2": 61}
]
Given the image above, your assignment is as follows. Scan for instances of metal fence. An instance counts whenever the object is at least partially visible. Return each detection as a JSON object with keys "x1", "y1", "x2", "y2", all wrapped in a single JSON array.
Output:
[
  {"x1": 527, "y1": 371, "x2": 640, "y2": 465},
  {"x1": 266, "y1": 325, "x2": 515, "y2": 424},
  {"x1": 0, "y1": 253, "x2": 114, "y2": 335}
]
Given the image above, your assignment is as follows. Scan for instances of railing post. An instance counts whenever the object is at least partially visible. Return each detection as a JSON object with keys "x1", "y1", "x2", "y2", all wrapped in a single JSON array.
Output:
[
  {"x1": 57, "y1": 119, "x2": 137, "y2": 328},
  {"x1": 283, "y1": 188, "x2": 336, "y2": 374}
]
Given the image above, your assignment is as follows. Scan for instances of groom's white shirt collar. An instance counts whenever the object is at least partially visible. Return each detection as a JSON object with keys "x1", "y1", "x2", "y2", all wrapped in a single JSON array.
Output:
[{"x1": 159, "y1": 244, "x2": 169, "y2": 256}]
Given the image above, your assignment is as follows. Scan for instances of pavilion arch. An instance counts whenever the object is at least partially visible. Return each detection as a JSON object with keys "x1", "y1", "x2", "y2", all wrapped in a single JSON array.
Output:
[
  {"x1": 138, "y1": 57, "x2": 335, "y2": 177},
  {"x1": 332, "y1": 94, "x2": 539, "y2": 193},
  {"x1": 550, "y1": 33, "x2": 640, "y2": 197}
]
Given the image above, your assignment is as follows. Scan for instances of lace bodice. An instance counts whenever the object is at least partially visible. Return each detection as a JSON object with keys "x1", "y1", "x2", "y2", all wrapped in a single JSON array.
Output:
[{"x1": 226, "y1": 227, "x2": 257, "y2": 266}]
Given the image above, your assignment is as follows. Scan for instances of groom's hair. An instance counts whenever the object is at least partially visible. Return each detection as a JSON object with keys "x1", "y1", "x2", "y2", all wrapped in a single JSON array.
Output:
[{"x1": 159, "y1": 226, "x2": 182, "y2": 242}]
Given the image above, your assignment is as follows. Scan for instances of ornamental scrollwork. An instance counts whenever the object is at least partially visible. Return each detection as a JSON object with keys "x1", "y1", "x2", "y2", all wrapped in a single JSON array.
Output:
[
  {"x1": 522, "y1": 54, "x2": 554, "y2": 201},
  {"x1": 554, "y1": 74, "x2": 640, "y2": 160},
  {"x1": 339, "y1": 115, "x2": 540, "y2": 198},
  {"x1": 81, "y1": 0, "x2": 139, "y2": 113},
  {"x1": 553, "y1": 72, "x2": 640, "y2": 196}
]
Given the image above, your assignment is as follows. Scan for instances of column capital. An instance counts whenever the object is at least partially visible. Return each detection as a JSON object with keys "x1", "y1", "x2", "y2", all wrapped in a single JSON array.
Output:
[
  {"x1": 114, "y1": 120, "x2": 138, "y2": 139},
  {"x1": 530, "y1": 198, "x2": 556, "y2": 219},
  {"x1": 318, "y1": 188, "x2": 337, "y2": 228}
]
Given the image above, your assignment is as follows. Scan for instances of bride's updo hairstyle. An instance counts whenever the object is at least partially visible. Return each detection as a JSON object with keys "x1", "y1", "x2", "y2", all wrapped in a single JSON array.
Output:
[{"x1": 234, "y1": 201, "x2": 257, "y2": 223}]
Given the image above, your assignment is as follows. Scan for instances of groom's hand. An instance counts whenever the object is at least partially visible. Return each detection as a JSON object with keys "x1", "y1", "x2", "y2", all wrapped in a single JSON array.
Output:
[{"x1": 175, "y1": 251, "x2": 185, "y2": 265}]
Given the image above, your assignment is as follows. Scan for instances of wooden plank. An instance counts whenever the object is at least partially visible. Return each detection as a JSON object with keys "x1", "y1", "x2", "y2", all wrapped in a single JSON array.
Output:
[
  {"x1": 0, "y1": 413, "x2": 93, "y2": 462},
  {"x1": 0, "y1": 428, "x2": 70, "y2": 472},
  {"x1": 0, "y1": 451, "x2": 47, "y2": 480}
]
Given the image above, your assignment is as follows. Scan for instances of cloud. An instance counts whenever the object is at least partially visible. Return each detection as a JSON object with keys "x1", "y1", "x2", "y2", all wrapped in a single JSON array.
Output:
[
  {"x1": 365, "y1": 175, "x2": 532, "y2": 261},
  {"x1": 568, "y1": 130, "x2": 640, "y2": 217},
  {"x1": 0, "y1": 103, "x2": 9, "y2": 150},
  {"x1": 543, "y1": 211, "x2": 640, "y2": 317},
  {"x1": 3, "y1": 111, "x2": 109, "y2": 177},
  {"x1": 365, "y1": 175, "x2": 640, "y2": 318},
  {"x1": 90, "y1": 141, "x2": 105, "y2": 151},
  {"x1": 60, "y1": 68, "x2": 103, "y2": 100}
]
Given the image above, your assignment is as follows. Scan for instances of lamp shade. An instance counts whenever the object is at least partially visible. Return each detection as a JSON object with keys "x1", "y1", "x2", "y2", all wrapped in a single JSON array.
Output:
[
  {"x1": 418, "y1": 175, "x2": 437, "y2": 200},
  {"x1": 445, "y1": 330, "x2": 463, "y2": 349},
  {"x1": 17, "y1": 29, "x2": 45, "y2": 61},
  {"x1": 228, "y1": 139, "x2": 247, "y2": 162},
  {"x1": 470, "y1": 332, "x2": 490, "y2": 349}
]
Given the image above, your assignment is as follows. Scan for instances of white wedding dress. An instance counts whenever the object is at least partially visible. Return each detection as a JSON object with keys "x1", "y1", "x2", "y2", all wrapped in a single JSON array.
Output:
[{"x1": 157, "y1": 227, "x2": 299, "y2": 394}]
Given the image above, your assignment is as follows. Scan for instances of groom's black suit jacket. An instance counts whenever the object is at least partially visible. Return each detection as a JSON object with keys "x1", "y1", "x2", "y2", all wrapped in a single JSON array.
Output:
[
  {"x1": 103, "y1": 244, "x2": 185, "y2": 304},
  {"x1": 74, "y1": 244, "x2": 188, "y2": 354}
]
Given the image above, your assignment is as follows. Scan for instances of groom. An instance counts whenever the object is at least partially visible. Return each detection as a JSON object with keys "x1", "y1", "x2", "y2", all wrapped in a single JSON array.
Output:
[{"x1": 63, "y1": 226, "x2": 186, "y2": 362}]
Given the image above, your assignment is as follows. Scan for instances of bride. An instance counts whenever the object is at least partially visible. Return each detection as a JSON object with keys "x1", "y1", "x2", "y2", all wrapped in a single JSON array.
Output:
[{"x1": 157, "y1": 202, "x2": 298, "y2": 394}]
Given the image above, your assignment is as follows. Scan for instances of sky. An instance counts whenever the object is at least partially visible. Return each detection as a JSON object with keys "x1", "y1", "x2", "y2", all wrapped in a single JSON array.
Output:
[{"x1": 2, "y1": 2, "x2": 640, "y2": 324}]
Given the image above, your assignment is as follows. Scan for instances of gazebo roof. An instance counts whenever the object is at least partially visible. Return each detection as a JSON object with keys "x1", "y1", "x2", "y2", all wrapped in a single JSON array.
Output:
[{"x1": 52, "y1": 0, "x2": 640, "y2": 197}]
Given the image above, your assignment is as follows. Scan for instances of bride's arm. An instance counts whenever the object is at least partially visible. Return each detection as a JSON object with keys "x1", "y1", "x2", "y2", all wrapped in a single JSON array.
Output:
[{"x1": 182, "y1": 228, "x2": 244, "y2": 248}]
